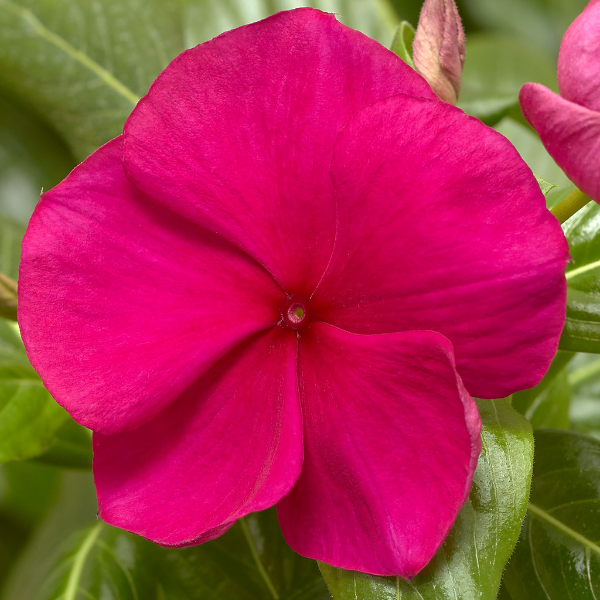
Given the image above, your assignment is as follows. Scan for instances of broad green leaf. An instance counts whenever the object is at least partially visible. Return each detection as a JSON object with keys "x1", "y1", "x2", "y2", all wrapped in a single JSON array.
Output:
[
  {"x1": 501, "y1": 430, "x2": 600, "y2": 599},
  {"x1": 390, "y1": 21, "x2": 415, "y2": 68},
  {"x1": 0, "y1": 0, "x2": 399, "y2": 161},
  {"x1": 512, "y1": 351, "x2": 573, "y2": 429},
  {"x1": 0, "y1": 88, "x2": 74, "y2": 226},
  {"x1": 0, "y1": 0, "x2": 185, "y2": 159},
  {"x1": 560, "y1": 201, "x2": 600, "y2": 353},
  {"x1": 152, "y1": 507, "x2": 329, "y2": 600},
  {"x1": 0, "y1": 319, "x2": 68, "y2": 464},
  {"x1": 458, "y1": 34, "x2": 557, "y2": 124},
  {"x1": 320, "y1": 398, "x2": 533, "y2": 600}
]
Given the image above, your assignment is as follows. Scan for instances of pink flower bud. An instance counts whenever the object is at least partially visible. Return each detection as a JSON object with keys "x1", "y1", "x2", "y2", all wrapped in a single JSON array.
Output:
[
  {"x1": 520, "y1": 0, "x2": 600, "y2": 201},
  {"x1": 412, "y1": 0, "x2": 465, "y2": 104}
]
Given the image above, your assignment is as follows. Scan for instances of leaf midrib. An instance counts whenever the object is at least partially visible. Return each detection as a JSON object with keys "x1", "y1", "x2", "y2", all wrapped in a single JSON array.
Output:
[
  {"x1": 0, "y1": 0, "x2": 140, "y2": 106},
  {"x1": 64, "y1": 522, "x2": 103, "y2": 600},
  {"x1": 528, "y1": 502, "x2": 600, "y2": 557}
]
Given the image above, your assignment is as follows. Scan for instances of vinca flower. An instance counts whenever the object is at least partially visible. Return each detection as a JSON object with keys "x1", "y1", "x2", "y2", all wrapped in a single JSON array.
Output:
[
  {"x1": 520, "y1": 0, "x2": 600, "y2": 201},
  {"x1": 18, "y1": 8, "x2": 569, "y2": 578}
]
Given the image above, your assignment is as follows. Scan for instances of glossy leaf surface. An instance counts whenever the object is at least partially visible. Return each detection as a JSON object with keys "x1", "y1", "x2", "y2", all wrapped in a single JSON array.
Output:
[
  {"x1": 502, "y1": 430, "x2": 600, "y2": 599},
  {"x1": 0, "y1": 319, "x2": 67, "y2": 464},
  {"x1": 561, "y1": 202, "x2": 600, "y2": 353},
  {"x1": 320, "y1": 399, "x2": 533, "y2": 600}
]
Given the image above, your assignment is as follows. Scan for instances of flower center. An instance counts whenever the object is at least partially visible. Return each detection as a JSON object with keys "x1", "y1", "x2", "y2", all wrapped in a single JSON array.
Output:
[{"x1": 282, "y1": 297, "x2": 309, "y2": 329}]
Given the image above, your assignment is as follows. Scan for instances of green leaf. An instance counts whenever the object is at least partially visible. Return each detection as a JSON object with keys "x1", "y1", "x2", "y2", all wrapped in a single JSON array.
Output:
[
  {"x1": 0, "y1": 214, "x2": 24, "y2": 282},
  {"x1": 183, "y1": 0, "x2": 400, "y2": 49},
  {"x1": 512, "y1": 351, "x2": 573, "y2": 429},
  {"x1": 534, "y1": 175, "x2": 557, "y2": 197},
  {"x1": 1, "y1": 470, "x2": 101, "y2": 599},
  {"x1": 0, "y1": 319, "x2": 68, "y2": 464},
  {"x1": 390, "y1": 21, "x2": 415, "y2": 68},
  {"x1": 36, "y1": 523, "x2": 158, "y2": 600},
  {"x1": 458, "y1": 34, "x2": 557, "y2": 124},
  {"x1": 460, "y1": 0, "x2": 589, "y2": 57},
  {"x1": 34, "y1": 419, "x2": 93, "y2": 470},
  {"x1": 320, "y1": 398, "x2": 533, "y2": 600},
  {"x1": 0, "y1": 88, "x2": 74, "y2": 226},
  {"x1": 494, "y1": 117, "x2": 570, "y2": 199},
  {"x1": 0, "y1": 0, "x2": 399, "y2": 161},
  {"x1": 0, "y1": 0, "x2": 186, "y2": 159},
  {"x1": 567, "y1": 353, "x2": 600, "y2": 439},
  {"x1": 560, "y1": 202, "x2": 600, "y2": 353},
  {"x1": 152, "y1": 507, "x2": 329, "y2": 600},
  {"x1": 501, "y1": 429, "x2": 600, "y2": 599},
  {"x1": 0, "y1": 461, "x2": 60, "y2": 590}
]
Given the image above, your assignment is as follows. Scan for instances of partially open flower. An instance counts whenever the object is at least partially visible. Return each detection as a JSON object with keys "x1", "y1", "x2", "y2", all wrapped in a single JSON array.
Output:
[
  {"x1": 412, "y1": 0, "x2": 465, "y2": 103},
  {"x1": 520, "y1": 0, "x2": 600, "y2": 201},
  {"x1": 18, "y1": 8, "x2": 568, "y2": 579}
]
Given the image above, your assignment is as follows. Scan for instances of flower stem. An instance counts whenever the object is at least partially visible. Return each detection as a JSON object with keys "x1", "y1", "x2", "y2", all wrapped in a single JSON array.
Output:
[{"x1": 551, "y1": 188, "x2": 592, "y2": 224}]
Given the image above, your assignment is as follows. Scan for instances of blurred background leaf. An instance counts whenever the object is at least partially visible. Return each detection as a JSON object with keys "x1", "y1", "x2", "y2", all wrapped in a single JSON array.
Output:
[
  {"x1": 1, "y1": 0, "x2": 599, "y2": 598},
  {"x1": 0, "y1": 319, "x2": 69, "y2": 465}
]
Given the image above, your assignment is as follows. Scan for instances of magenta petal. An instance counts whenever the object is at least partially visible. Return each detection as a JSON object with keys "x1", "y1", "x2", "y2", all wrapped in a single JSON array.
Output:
[
  {"x1": 123, "y1": 8, "x2": 435, "y2": 294},
  {"x1": 558, "y1": 0, "x2": 600, "y2": 112},
  {"x1": 313, "y1": 94, "x2": 569, "y2": 399},
  {"x1": 277, "y1": 323, "x2": 481, "y2": 578},
  {"x1": 520, "y1": 82, "x2": 600, "y2": 201},
  {"x1": 18, "y1": 138, "x2": 284, "y2": 434},
  {"x1": 94, "y1": 327, "x2": 302, "y2": 546}
]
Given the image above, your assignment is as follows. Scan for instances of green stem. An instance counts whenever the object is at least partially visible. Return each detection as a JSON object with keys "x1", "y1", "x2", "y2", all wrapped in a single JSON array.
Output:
[{"x1": 551, "y1": 188, "x2": 592, "y2": 224}]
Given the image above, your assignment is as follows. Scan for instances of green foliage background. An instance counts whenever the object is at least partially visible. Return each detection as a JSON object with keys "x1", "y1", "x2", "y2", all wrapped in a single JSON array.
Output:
[{"x1": 1, "y1": 0, "x2": 599, "y2": 598}]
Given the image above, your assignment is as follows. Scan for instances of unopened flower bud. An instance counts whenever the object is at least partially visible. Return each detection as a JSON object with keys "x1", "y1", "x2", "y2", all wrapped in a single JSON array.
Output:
[{"x1": 412, "y1": 0, "x2": 465, "y2": 104}]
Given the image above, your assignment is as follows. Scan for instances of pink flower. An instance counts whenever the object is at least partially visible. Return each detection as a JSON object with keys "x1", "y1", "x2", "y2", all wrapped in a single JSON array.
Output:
[
  {"x1": 520, "y1": 0, "x2": 600, "y2": 201},
  {"x1": 18, "y1": 8, "x2": 568, "y2": 578}
]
